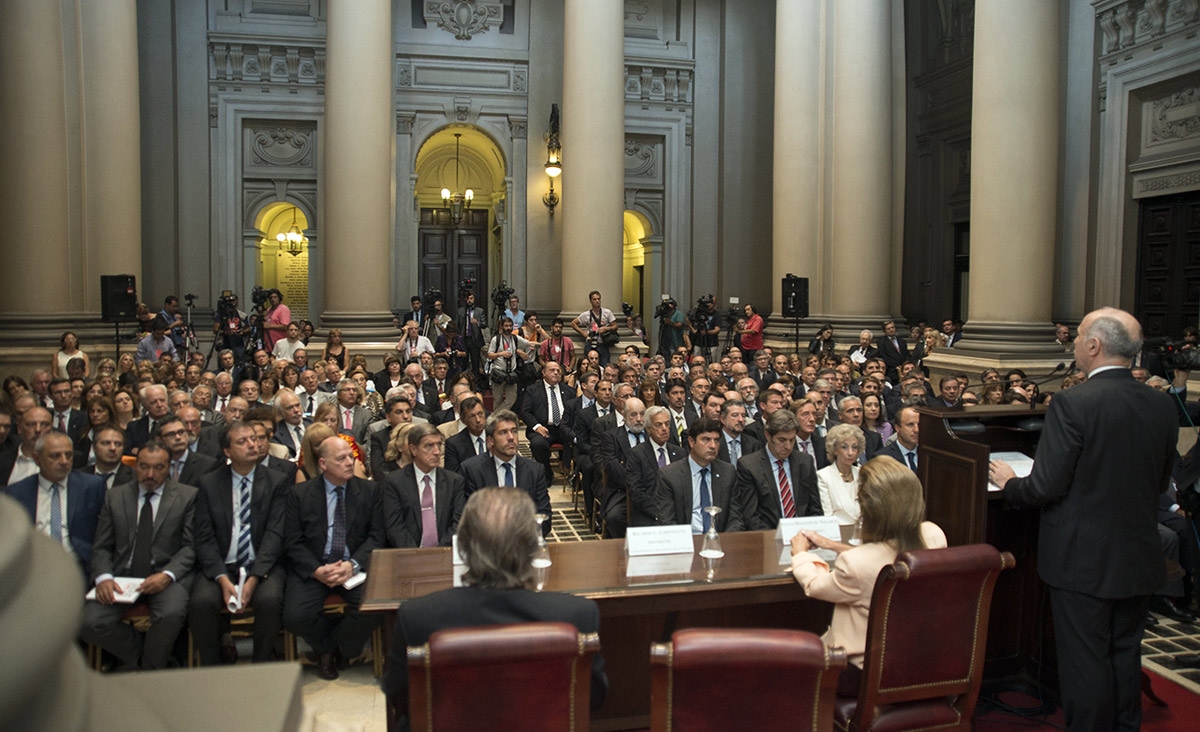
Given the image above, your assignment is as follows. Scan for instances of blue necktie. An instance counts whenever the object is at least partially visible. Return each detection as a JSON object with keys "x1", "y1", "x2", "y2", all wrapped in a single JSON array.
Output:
[
  {"x1": 699, "y1": 467, "x2": 712, "y2": 533},
  {"x1": 49, "y1": 483, "x2": 63, "y2": 543},
  {"x1": 905, "y1": 451, "x2": 917, "y2": 471},
  {"x1": 236, "y1": 476, "x2": 253, "y2": 567},
  {"x1": 503, "y1": 463, "x2": 514, "y2": 487},
  {"x1": 328, "y1": 487, "x2": 346, "y2": 562}
]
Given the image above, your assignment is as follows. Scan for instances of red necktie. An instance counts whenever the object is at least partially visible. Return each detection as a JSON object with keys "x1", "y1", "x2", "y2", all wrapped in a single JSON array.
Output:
[{"x1": 778, "y1": 459, "x2": 795, "y2": 518}]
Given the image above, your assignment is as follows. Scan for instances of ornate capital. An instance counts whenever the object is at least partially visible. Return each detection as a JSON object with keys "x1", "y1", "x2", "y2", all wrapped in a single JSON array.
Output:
[{"x1": 507, "y1": 116, "x2": 528, "y2": 140}]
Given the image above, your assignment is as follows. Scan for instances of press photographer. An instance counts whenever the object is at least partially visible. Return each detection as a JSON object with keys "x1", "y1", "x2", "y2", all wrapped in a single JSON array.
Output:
[
  {"x1": 654, "y1": 295, "x2": 689, "y2": 357},
  {"x1": 689, "y1": 294, "x2": 721, "y2": 361},
  {"x1": 212, "y1": 291, "x2": 253, "y2": 362}
]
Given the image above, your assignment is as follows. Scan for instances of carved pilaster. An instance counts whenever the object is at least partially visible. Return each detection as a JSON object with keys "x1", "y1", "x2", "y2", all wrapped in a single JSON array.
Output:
[{"x1": 507, "y1": 116, "x2": 527, "y2": 140}]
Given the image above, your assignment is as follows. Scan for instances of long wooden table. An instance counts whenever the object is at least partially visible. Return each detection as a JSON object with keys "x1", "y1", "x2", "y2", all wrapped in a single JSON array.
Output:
[{"x1": 363, "y1": 530, "x2": 834, "y2": 731}]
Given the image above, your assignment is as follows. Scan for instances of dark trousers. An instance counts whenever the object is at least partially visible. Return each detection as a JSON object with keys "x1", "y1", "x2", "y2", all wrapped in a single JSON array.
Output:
[
  {"x1": 528, "y1": 425, "x2": 569, "y2": 486},
  {"x1": 188, "y1": 564, "x2": 285, "y2": 665},
  {"x1": 282, "y1": 573, "x2": 381, "y2": 657},
  {"x1": 80, "y1": 577, "x2": 191, "y2": 669},
  {"x1": 1049, "y1": 587, "x2": 1150, "y2": 732},
  {"x1": 576, "y1": 454, "x2": 596, "y2": 521}
]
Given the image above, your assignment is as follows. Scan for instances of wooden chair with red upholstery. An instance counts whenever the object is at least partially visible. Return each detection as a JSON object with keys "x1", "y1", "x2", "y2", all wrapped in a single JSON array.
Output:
[
  {"x1": 836, "y1": 543, "x2": 1016, "y2": 732},
  {"x1": 403, "y1": 621, "x2": 600, "y2": 732},
  {"x1": 650, "y1": 628, "x2": 846, "y2": 732}
]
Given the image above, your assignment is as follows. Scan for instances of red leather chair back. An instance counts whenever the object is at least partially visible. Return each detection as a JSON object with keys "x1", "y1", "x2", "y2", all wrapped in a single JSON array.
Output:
[
  {"x1": 651, "y1": 628, "x2": 846, "y2": 732},
  {"x1": 840, "y1": 543, "x2": 1015, "y2": 732},
  {"x1": 407, "y1": 622, "x2": 599, "y2": 732}
]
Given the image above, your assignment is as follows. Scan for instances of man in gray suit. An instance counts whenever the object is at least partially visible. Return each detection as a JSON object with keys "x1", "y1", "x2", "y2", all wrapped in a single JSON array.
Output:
[
  {"x1": 459, "y1": 410, "x2": 552, "y2": 537},
  {"x1": 655, "y1": 417, "x2": 745, "y2": 533},
  {"x1": 382, "y1": 423, "x2": 466, "y2": 547},
  {"x1": 333, "y1": 378, "x2": 372, "y2": 445},
  {"x1": 79, "y1": 441, "x2": 197, "y2": 669},
  {"x1": 736, "y1": 410, "x2": 821, "y2": 530}
]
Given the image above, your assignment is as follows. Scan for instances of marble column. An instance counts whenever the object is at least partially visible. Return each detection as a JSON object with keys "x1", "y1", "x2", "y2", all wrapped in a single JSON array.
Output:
[
  {"x1": 961, "y1": 0, "x2": 1061, "y2": 352},
  {"x1": 80, "y1": 0, "x2": 142, "y2": 308},
  {"x1": 0, "y1": 0, "x2": 73, "y2": 315},
  {"x1": 561, "y1": 0, "x2": 624, "y2": 313},
  {"x1": 321, "y1": 0, "x2": 395, "y2": 335},
  {"x1": 772, "y1": 0, "x2": 823, "y2": 316},
  {"x1": 828, "y1": 0, "x2": 892, "y2": 321}
]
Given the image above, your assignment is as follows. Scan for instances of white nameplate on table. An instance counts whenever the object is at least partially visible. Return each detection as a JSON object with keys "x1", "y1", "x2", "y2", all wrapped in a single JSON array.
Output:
[
  {"x1": 624, "y1": 525, "x2": 695, "y2": 557},
  {"x1": 625, "y1": 552, "x2": 696, "y2": 578},
  {"x1": 342, "y1": 571, "x2": 366, "y2": 590},
  {"x1": 776, "y1": 516, "x2": 842, "y2": 564},
  {"x1": 988, "y1": 451, "x2": 1034, "y2": 492},
  {"x1": 451, "y1": 534, "x2": 465, "y2": 565},
  {"x1": 227, "y1": 567, "x2": 248, "y2": 612},
  {"x1": 85, "y1": 576, "x2": 143, "y2": 604}
]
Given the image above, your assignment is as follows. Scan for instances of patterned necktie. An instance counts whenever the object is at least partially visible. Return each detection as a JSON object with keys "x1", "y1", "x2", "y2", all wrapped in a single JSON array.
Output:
[
  {"x1": 293, "y1": 425, "x2": 304, "y2": 452},
  {"x1": 171, "y1": 459, "x2": 181, "y2": 482},
  {"x1": 219, "y1": 396, "x2": 227, "y2": 412},
  {"x1": 658, "y1": 447, "x2": 667, "y2": 468},
  {"x1": 676, "y1": 414, "x2": 685, "y2": 439},
  {"x1": 729, "y1": 439, "x2": 740, "y2": 464},
  {"x1": 49, "y1": 483, "x2": 63, "y2": 543},
  {"x1": 778, "y1": 459, "x2": 795, "y2": 518},
  {"x1": 799, "y1": 439, "x2": 810, "y2": 454},
  {"x1": 699, "y1": 467, "x2": 712, "y2": 533},
  {"x1": 131, "y1": 491, "x2": 156, "y2": 577},
  {"x1": 343, "y1": 409, "x2": 352, "y2": 430},
  {"x1": 549, "y1": 387, "x2": 561, "y2": 425},
  {"x1": 328, "y1": 486, "x2": 347, "y2": 562},
  {"x1": 503, "y1": 463, "x2": 514, "y2": 487},
  {"x1": 420, "y1": 475, "x2": 438, "y2": 548},
  {"x1": 236, "y1": 476, "x2": 253, "y2": 567},
  {"x1": 476, "y1": 436, "x2": 485, "y2": 455},
  {"x1": 57, "y1": 413, "x2": 67, "y2": 433}
]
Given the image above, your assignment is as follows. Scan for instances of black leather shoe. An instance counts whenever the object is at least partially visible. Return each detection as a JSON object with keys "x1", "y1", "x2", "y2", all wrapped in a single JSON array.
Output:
[
  {"x1": 1145, "y1": 613, "x2": 1159, "y2": 627},
  {"x1": 316, "y1": 652, "x2": 339, "y2": 680},
  {"x1": 1150, "y1": 596, "x2": 1197, "y2": 624}
]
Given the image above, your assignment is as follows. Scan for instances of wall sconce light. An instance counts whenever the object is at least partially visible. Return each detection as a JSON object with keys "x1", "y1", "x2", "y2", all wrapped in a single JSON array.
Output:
[
  {"x1": 441, "y1": 132, "x2": 474, "y2": 226},
  {"x1": 543, "y1": 104, "x2": 561, "y2": 214}
]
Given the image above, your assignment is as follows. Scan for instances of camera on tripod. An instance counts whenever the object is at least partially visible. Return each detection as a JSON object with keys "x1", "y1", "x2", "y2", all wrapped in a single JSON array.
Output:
[
  {"x1": 423, "y1": 288, "x2": 444, "y2": 309},
  {"x1": 621, "y1": 302, "x2": 635, "y2": 319},
  {"x1": 250, "y1": 286, "x2": 272, "y2": 312},
  {"x1": 653, "y1": 296, "x2": 677, "y2": 321},
  {"x1": 491, "y1": 281, "x2": 515, "y2": 309},
  {"x1": 217, "y1": 291, "x2": 239, "y2": 319}
]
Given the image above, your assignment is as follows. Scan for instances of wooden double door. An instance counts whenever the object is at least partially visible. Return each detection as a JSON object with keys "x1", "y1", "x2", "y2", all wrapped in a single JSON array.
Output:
[
  {"x1": 417, "y1": 208, "x2": 489, "y2": 319},
  {"x1": 1136, "y1": 191, "x2": 1200, "y2": 338}
]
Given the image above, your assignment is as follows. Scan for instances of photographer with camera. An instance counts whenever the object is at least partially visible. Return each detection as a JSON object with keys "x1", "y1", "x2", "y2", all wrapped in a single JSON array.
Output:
[
  {"x1": 487, "y1": 317, "x2": 534, "y2": 412},
  {"x1": 690, "y1": 294, "x2": 722, "y2": 362},
  {"x1": 654, "y1": 296, "x2": 689, "y2": 357},
  {"x1": 422, "y1": 291, "x2": 450, "y2": 341},
  {"x1": 212, "y1": 292, "x2": 252, "y2": 363},
  {"x1": 571, "y1": 290, "x2": 619, "y2": 367},
  {"x1": 460, "y1": 290, "x2": 488, "y2": 382}
]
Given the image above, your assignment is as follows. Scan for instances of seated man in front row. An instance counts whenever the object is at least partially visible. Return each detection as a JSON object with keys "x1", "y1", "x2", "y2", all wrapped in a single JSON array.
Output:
[
  {"x1": 381, "y1": 487, "x2": 607, "y2": 730},
  {"x1": 655, "y1": 417, "x2": 745, "y2": 532}
]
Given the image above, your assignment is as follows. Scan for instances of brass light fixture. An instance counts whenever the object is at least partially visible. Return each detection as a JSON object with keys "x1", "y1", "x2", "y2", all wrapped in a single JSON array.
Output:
[
  {"x1": 441, "y1": 132, "x2": 474, "y2": 226},
  {"x1": 543, "y1": 104, "x2": 561, "y2": 213},
  {"x1": 275, "y1": 206, "x2": 307, "y2": 257}
]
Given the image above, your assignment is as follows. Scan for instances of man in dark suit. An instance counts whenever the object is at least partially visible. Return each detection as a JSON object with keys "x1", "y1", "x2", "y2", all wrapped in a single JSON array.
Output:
[
  {"x1": 81, "y1": 425, "x2": 135, "y2": 490},
  {"x1": 925, "y1": 375, "x2": 962, "y2": 409},
  {"x1": 3, "y1": 432, "x2": 106, "y2": 580},
  {"x1": 3, "y1": 406, "x2": 52, "y2": 485},
  {"x1": 683, "y1": 376, "x2": 710, "y2": 427},
  {"x1": 444, "y1": 396, "x2": 488, "y2": 475},
  {"x1": 178, "y1": 406, "x2": 225, "y2": 461},
  {"x1": 368, "y1": 394, "x2": 414, "y2": 478},
  {"x1": 991, "y1": 308, "x2": 1177, "y2": 732},
  {"x1": 125, "y1": 384, "x2": 173, "y2": 454},
  {"x1": 47, "y1": 378, "x2": 85, "y2": 441},
  {"x1": 597, "y1": 398, "x2": 648, "y2": 536},
  {"x1": 874, "y1": 320, "x2": 909, "y2": 384},
  {"x1": 655, "y1": 417, "x2": 745, "y2": 532},
  {"x1": 79, "y1": 441, "x2": 198, "y2": 669},
  {"x1": 792, "y1": 399, "x2": 829, "y2": 470},
  {"x1": 270, "y1": 390, "x2": 308, "y2": 459},
  {"x1": 282, "y1": 435, "x2": 385, "y2": 680},
  {"x1": 459, "y1": 409, "x2": 552, "y2": 537},
  {"x1": 749, "y1": 351, "x2": 778, "y2": 391},
  {"x1": 382, "y1": 424, "x2": 466, "y2": 547},
  {"x1": 518, "y1": 361, "x2": 575, "y2": 485},
  {"x1": 333, "y1": 378, "x2": 372, "y2": 445},
  {"x1": 743, "y1": 388, "x2": 788, "y2": 445},
  {"x1": 381, "y1": 487, "x2": 607, "y2": 729},
  {"x1": 834, "y1": 396, "x2": 884, "y2": 460},
  {"x1": 188, "y1": 421, "x2": 290, "y2": 665},
  {"x1": 737, "y1": 410, "x2": 821, "y2": 530},
  {"x1": 244, "y1": 411, "x2": 300, "y2": 484},
  {"x1": 568, "y1": 375, "x2": 607, "y2": 524},
  {"x1": 155, "y1": 415, "x2": 220, "y2": 487},
  {"x1": 874, "y1": 406, "x2": 920, "y2": 471},
  {"x1": 717, "y1": 399, "x2": 761, "y2": 466},
  {"x1": 620, "y1": 405, "x2": 686, "y2": 532}
]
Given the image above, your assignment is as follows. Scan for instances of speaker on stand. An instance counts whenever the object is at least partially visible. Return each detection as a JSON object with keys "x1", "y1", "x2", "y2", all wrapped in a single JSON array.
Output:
[
  {"x1": 782, "y1": 275, "x2": 809, "y2": 356},
  {"x1": 100, "y1": 275, "x2": 137, "y2": 357}
]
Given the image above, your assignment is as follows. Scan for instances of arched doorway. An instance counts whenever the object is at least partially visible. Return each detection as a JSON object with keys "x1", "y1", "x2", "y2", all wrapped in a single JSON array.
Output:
[
  {"x1": 623, "y1": 210, "x2": 652, "y2": 318},
  {"x1": 254, "y1": 202, "x2": 312, "y2": 321},
  {"x1": 413, "y1": 126, "x2": 506, "y2": 320}
]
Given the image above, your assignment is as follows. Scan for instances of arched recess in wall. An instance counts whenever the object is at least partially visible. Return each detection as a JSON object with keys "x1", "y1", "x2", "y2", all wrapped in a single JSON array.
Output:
[
  {"x1": 623, "y1": 210, "x2": 653, "y2": 319},
  {"x1": 253, "y1": 201, "x2": 313, "y2": 321},
  {"x1": 412, "y1": 126, "x2": 507, "y2": 313}
]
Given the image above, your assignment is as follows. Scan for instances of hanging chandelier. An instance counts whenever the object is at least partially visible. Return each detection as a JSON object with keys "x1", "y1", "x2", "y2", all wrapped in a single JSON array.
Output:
[
  {"x1": 275, "y1": 206, "x2": 307, "y2": 257},
  {"x1": 441, "y1": 132, "x2": 474, "y2": 226}
]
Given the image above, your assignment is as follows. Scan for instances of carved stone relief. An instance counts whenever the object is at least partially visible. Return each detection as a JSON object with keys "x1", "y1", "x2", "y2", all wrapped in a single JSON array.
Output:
[
  {"x1": 625, "y1": 137, "x2": 662, "y2": 184},
  {"x1": 245, "y1": 123, "x2": 317, "y2": 173},
  {"x1": 424, "y1": 1, "x2": 504, "y2": 41},
  {"x1": 1150, "y1": 86, "x2": 1200, "y2": 142}
]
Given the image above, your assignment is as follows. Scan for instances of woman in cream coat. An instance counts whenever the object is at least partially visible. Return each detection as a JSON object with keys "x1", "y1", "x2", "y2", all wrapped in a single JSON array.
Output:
[
  {"x1": 816, "y1": 424, "x2": 866, "y2": 527},
  {"x1": 790, "y1": 456, "x2": 947, "y2": 695}
]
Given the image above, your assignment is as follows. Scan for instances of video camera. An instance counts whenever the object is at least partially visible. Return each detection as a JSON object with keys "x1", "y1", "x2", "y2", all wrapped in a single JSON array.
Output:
[
  {"x1": 250, "y1": 285, "x2": 272, "y2": 312},
  {"x1": 216, "y1": 291, "x2": 240, "y2": 320},
  {"x1": 653, "y1": 296, "x2": 677, "y2": 321},
  {"x1": 1146, "y1": 337, "x2": 1200, "y2": 371},
  {"x1": 491, "y1": 281, "x2": 515, "y2": 309},
  {"x1": 621, "y1": 302, "x2": 635, "y2": 319},
  {"x1": 458, "y1": 278, "x2": 477, "y2": 303},
  {"x1": 423, "y1": 288, "x2": 444, "y2": 309}
]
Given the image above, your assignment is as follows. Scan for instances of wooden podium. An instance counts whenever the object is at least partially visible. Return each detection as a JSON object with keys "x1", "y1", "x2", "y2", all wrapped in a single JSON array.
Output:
[{"x1": 915, "y1": 404, "x2": 1056, "y2": 691}]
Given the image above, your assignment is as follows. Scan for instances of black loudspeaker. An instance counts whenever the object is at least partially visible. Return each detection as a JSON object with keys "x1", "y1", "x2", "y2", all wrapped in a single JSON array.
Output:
[
  {"x1": 100, "y1": 274, "x2": 138, "y2": 323},
  {"x1": 781, "y1": 276, "x2": 809, "y2": 319}
]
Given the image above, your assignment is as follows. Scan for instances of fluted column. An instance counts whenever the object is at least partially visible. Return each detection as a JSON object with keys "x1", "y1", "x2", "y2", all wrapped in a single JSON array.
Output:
[
  {"x1": 772, "y1": 0, "x2": 823, "y2": 315},
  {"x1": 80, "y1": 0, "x2": 142, "y2": 307},
  {"x1": 0, "y1": 0, "x2": 72, "y2": 314},
  {"x1": 961, "y1": 0, "x2": 1060, "y2": 352},
  {"x1": 828, "y1": 0, "x2": 892, "y2": 319},
  {"x1": 322, "y1": 0, "x2": 395, "y2": 334},
  {"x1": 561, "y1": 0, "x2": 623, "y2": 313}
]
